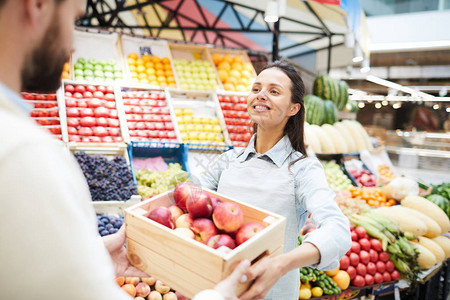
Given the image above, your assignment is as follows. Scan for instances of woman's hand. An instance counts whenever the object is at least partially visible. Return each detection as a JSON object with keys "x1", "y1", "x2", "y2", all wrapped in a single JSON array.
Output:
[
  {"x1": 238, "y1": 256, "x2": 285, "y2": 300},
  {"x1": 102, "y1": 225, "x2": 148, "y2": 277}
]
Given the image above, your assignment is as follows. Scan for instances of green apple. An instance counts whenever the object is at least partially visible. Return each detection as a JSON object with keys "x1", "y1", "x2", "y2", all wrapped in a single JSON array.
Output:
[
  {"x1": 191, "y1": 66, "x2": 199, "y2": 74},
  {"x1": 105, "y1": 78, "x2": 114, "y2": 83},
  {"x1": 114, "y1": 71, "x2": 122, "y2": 78},
  {"x1": 76, "y1": 57, "x2": 86, "y2": 65},
  {"x1": 113, "y1": 65, "x2": 122, "y2": 72},
  {"x1": 107, "y1": 58, "x2": 117, "y2": 66},
  {"x1": 74, "y1": 69, "x2": 84, "y2": 76},
  {"x1": 194, "y1": 78, "x2": 202, "y2": 84},
  {"x1": 93, "y1": 64, "x2": 102, "y2": 71},
  {"x1": 83, "y1": 69, "x2": 94, "y2": 76},
  {"x1": 84, "y1": 63, "x2": 94, "y2": 71},
  {"x1": 74, "y1": 63, "x2": 84, "y2": 70},
  {"x1": 180, "y1": 83, "x2": 189, "y2": 90},
  {"x1": 103, "y1": 65, "x2": 113, "y2": 72},
  {"x1": 94, "y1": 77, "x2": 104, "y2": 82},
  {"x1": 185, "y1": 77, "x2": 194, "y2": 84},
  {"x1": 85, "y1": 76, "x2": 94, "y2": 81},
  {"x1": 189, "y1": 84, "x2": 197, "y2": 90},
  {"x1": 94, "y1": 70, "x2": 104, "y2": 77},
  {"x1": 104, "y1": 71, "x2": 114, "y2": 78},
  {"x1": 196, "y1": 84, "x2": 206, "y2": 90},
  {"x1": 98, "y1": 59, "x2": 107, "y2": 67},
  {"x1": 74, "y1": 76, "x2": 84, "y2": 81},
  {"x1": 199, "y1": 73, "x2": 207, "y2": 79},
  {"x1": 88, "y1": 58, "x2": 98, "y2": 65}
]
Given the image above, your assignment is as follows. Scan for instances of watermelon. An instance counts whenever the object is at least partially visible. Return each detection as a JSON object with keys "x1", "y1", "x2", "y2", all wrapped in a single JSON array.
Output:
[
  {"x1": 348, "y1": 99, "x2": 359, "y2": 113},
  {"x1": 426, "y1": 194, "x2": 450, "y2": 218},
  {"x1": 322, "y1": 100, "x2": 338, "y2": 125},
  {"x1": 313, "y1": 75, "x2": 338, "y2": 104},
  {"x1": 304, "y1": 94, "x2": 324, "y2": 125},
  {"x1": 336, "y1": 80, "x2": 349, "y2": 111}
]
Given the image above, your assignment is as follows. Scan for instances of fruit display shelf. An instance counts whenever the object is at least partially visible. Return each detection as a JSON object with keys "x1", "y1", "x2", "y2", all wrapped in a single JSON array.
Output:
[
  {"x1": 67, "y1": 143, "x2": 141, "y2": 208},
  {"x1": 316, "y1": 154, "x2": 358, "y2": 187},
  {"x1": 71, "y1": 30, "x2": 124, "y2": 82},
  {"x1": 342, "y1": 154, "x2": 377, "y2": 188},
  {"x1": 166, "y1": 89, "x2": 232, "y2": 150},
  {"x1": 60, "y1": 80, "x2": 129, "y2": 144},
  {"x1": 22, "y1": 91, "x2": 62, "y2": 140},
  {"x1": 118, "y1": 85, "x2": 179, "y2": 143},
  {"x1": 121, "y1": 36, "x2": 177, "y2": 88},
  {"x1": 216, "y1": 91, "x2": 253, "y2": 148},
  {"x1": 128, "y1": 141, "x2": 190, "y2": 185},
  {"x1": 168, "y1": 43, "x2": 221, "y2": 91},
  {"x1": 125, "y1": 187, "x2": 286, "y2": 298},
  {"x1": 207, "y1": 48, "x2": 256, "y2": 93}
]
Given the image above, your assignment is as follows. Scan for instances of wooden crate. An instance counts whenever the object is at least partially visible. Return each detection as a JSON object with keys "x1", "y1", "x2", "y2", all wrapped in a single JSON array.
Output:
[{"x1": 125, "y1": 188, "x2": 286, "y2": 298}]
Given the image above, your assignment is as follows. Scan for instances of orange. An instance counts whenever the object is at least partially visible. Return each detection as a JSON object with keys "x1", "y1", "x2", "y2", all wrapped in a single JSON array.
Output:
[
  {"x1": 128, "y1": 65, "x2": 137, "y2": 72},
  {"x1": 129, "y1": 71, "x2": 138, "y2": 78},
  {"x1": 159, "y1": 82, "x2": 168, "y2": 87},
  {"x1": 332, "y1": 270, "x2": 350, "y2": 290},
  {"x1": 127, "y1": 57, "x2": 136, "y2": 65},
  {"x1": 151, "y1": 55, "x2": 161, "y2": 64},
  {"x1": 211, "y1": 53, "x2": 223, "y2": 66},
  {"x1": 223, "y1": 83, "x2": 235, "y2": 91},
  {"x1": 157, "y1": 76, "x2": 166, "y2": 83},
  {"x1": 115, "y1": 277, "x2": 125, "y2": 287},
  {"x1": 217, "y1": 69, "x2": 228, "y2": 82},
  {"x1": 243, "y1": 62, "x2": 254, "y2": 72},
  {"x1": 138, "y1": 72, "x2": 148, "y2": 79},
  {"x1": 165, "y1": 71, "x2": 174, "y2": 77},
  {"x1": 63, "y1": 62, "x2": 70, "y2": 73},
  {"x1": 235, "y1": 84, "x2": 248, "y2": 92},
  {"x1": 232, "y1": 62, "x2": 243, "y2": 71},
  {"x1": 225, "y1": 76, "x2": 238, "y2": 85},
  {"x1": 145, "y1": 61, "x2": 154, "y2": 69},
  {"x1": 131, "y1": 77, "x2": 139, "y2": 82},
  {"x1": 142, "y1": 54, "x2": 151, "y2": 62},
  {"x1": 241, "y1": 69, "x2": 252, "y2": 79},
  {"x1": 156, "y1": 69, "x2": 165, "y2": 77},
  {"x1": 121, "y1": 284, "x2": 136, "y2": 297},
  {"x1": 136, "y1": 58, "x2": 144, "y2": 66},
  {"x1": 232, "y1": 55, "x2": 244, "y2": 64},
  {"x1": 325, "y1": 267, "x2": 340, "y2": 277},
  {"x1": 164, "y1": 64, "x2": 173, "y2": 70},
  {"x1": 229, "y1": 70, "x2": 241, "y2": 79},
  {"x1": 140, "y1": 78, "x2": 150, "y2": 84},
  {"x1": 147, "y1": 74, "x2": 157, "y2": 81},
  {"x1": 128, "y1": 52, "x2": 138, "y2": 60},
  {"x1": 218, "y1": 61, "x2": 231, "y2": 71},
  {"x1": 146, "y1": 68, "x2": 155, "y2": 75},
  {"x1": 223, "y1": 54, "x2": 233, "y2": 63},
  {"x1": 167, "y1": 76, "x2": 176, "y2": 83},
  {"x1": 149, "y1": 80, "x2": 159, "y2": 86},
  {"x1": 161, "y1": 57, "x2": 171, "y2": 64},
  {"x1": 61, "y1": 71, "x2": 70, "y2": 79},
  {"x1": 136, "y1": 65, "x2": 146, "y2": 73},
  {"x1": 169, "y1": 83, "x2": 177, "y2": 88},
  {"x1": 155, "y1": 63, "x2": 164, "y2": 70}
]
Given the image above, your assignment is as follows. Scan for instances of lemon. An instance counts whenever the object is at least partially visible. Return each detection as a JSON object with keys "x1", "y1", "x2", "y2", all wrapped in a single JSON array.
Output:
[
  {"x1": 298, "y1": 287, "x2": 311, "y2": 299},
  {"x1": 311, "y1": 287, "x2": 323, "y2": 297}
]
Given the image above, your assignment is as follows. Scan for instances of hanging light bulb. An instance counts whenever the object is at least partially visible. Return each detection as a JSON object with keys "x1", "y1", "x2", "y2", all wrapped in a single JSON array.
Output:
[
  {"x1": 382, "y1": 100, "x2": 388, "y2": 106},
  {"x1": 264, "y1": 0, "x2": 279, "y2": 23},
  {"x1": 393, "y1": 103, "x2": 401, "y2": 109},
  {"x1": 433, "y1": 104, "x2": 440, "y2": 110},
  {"x1": 375, "y1": 103, "x2": 382, "y2": 109},
  {"x1": 358, "y1": 102, "x2": 365, "y2": 108}
]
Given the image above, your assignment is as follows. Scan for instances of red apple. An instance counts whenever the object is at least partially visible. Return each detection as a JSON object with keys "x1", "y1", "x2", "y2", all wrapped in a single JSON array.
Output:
[
  {"x1": 175, "y1": 213, "x2": 194, "y2": 229},
  {"x1": 235, "y1": 222, "x2": 264, "y2": 246},
  {"x1": 190, "y1": 218, "x2": 217, "y2": 243},
  {"x1": 210, "y1": 196, "x2": 222, "y2": 210},
  {"x1": 206, "y1": 234, "x2": 236, "y2": 250},
  {"x1": 88, "y1": 98, "x2": 102, "y2": 108},
  {"x1": 168, "y1": 205, "x2": 184, "y2": 222},
  {"x1": 147, "y1": 207, "x2": 175, "y2": 229},
  {"x1": 212, "y1": 202, "x2": 244, "y2": 233},
  {"x1": 94, "y1": 106, "x2": 109, "y2": 118},
  {"x1": 186, "y1": 190, "x2": 213, "y2": 219},
  {"x1": 173, "y1": 182, "x2": 200, "y2": 210},
  {"x1": 173, "y1": 228, "x2": 195, "y2": 239},
  {"x1": 65, "y1": 84, "x2": 75, "y2": 93}
]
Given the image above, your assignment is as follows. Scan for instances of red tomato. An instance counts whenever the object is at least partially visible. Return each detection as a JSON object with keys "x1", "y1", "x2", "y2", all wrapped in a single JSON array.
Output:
[
  {"x1": 364, "y1": 274, "x2": 374, "y2": 286},
  {"x1": 167, "y1": 131, "x2": 176, "y2": 139},
  {"x1": 390, "y1": 270, "x2": 400, "y2": 281},
  {"x1": 93, "y1": 126, "x2": 108, "y2": 137},
  {"x1": 93, "y1": 91, "x2": 104, "y2": 99},
  {"x1": 105, "y1": 101, "x2": 116, "y2": 109},
  {"x1": 50, "y1": 127, "x2": 61, "y2": 134},
  {"x1": 104, "y1": 93, "x2": 115, "y2": 101},
  {"x1": 369, "y1": 249, "x2": 379, "y2": 263},
  {"x1": 359, "y1": 250, "x2": 370, "y2": 265},
  {"x1": 165, "y1": 123, "x2": 174, "y2": 130},
  {"x1": 374, "y1": 272, "x2": 383, "y2": 284},
  {"x1": 96, "y1": 117, "x2": 108, "y2": 127},
  {"x1": 370, "y1": 239, "x2": 383, "y2": 252},
  {"x1": 113, "y1": 137, "x2": 123, "y2": 143},
  {"x1": 354, "y1": 226, "x2": 367, "y2": 239},
  {"x1": 346, "y1": 266, "x2": 357, "y2": 280},
  {"x1": 94, "y1": 107, "x2": 109, "y2": 118},
  {"x1": 109, "y1": 110, "x2": 118, "y2": 119},
  {"x1": 97, "y1": 85, "x2": 107, "y2": 93},
  {"x1": 73, "y1": 92, "x2": 83, "y2": 99},
  {"x1": 382, "y1": 272, "x2": 391, "y2": 282},
  {"x1": 359, "y1": 238, "x2": 371, "y2": 252},
  {"x1": 77, "y1": 100, "x2": 88, "y2": 108},
  {"x1": 106, "y1": 86, "x2": 114, "y2": 93},
  {"x1": 349, "y1": 252, "x2": 360, "y2": 267},
  {"x1": 379, "y1": 251, "x2": 390, "y2": 262},
  {"x1": 339, "y1": 255, "x2": 350, "y2": 270},
  {"x1": 366, "y1": 262, "x2": 377, "y2": 275},
  {"x1": 47, "y1": 94, "x2": 57, "y2": 101},
  {"x1": 50, "y1": 110, "x2": 59, "y2": 117},
  {"x1": 376, "y1": 261, "x2": 386, "y2": 273},
  {"x1": 356, "y1": 263, "x2": 367, "y2": 277},
  {"x1": 385, "y1": 260, "x2": 395, "y2": 273},
  {"x1": 69, "y1": 135, "x2": 81, "y2": 142},
  {"x1": 86, "y1": 85, "x2": 96, "y2": 93},
  {"x1": 102, "y1": 136, "x2": 114, "y2": 143},
  {"x1": 83, "y1": 91, "x2": 93, "y2": 98},
  {"x1": 351, "y1": 241, "x2": 361, "y2": 254},
  {"x1": 351, "y1": 275, "x2": 365, "y2": 287}
]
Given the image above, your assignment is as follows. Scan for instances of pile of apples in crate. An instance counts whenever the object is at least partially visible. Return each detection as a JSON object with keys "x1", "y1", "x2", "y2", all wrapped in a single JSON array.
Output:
[
  {"x1": 117, "y1": 276, "x2": 187, "y2": 300},
  {"x1": 340, "y1": 225, "x2": 400, "y2": 288},
  {"x1": 22, "y1": 92, "x2": 61, "y2": 139},
  {"x1": 147, "y1": 182, "x2": 264, "y2": 250},
  {"x1": 217, "y1": 94, "x2": 252, "y2": 147},
  {"x1": 64, "y1": 84, "x2": 123, "y2": 143},
  {"x1": 121, "y1": 90, "x2": 177, "y2": 142}
]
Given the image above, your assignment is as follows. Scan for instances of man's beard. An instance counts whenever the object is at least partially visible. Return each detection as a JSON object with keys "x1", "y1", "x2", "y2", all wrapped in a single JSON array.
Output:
[{"x1": 21, "y1": 19, "x2": 69, "y2": 93}]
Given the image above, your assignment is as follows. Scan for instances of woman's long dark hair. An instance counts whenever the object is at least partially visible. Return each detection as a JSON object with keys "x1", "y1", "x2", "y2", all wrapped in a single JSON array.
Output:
[{"x1": 253, "y1": 60, "x2": 307, "y2": 158}]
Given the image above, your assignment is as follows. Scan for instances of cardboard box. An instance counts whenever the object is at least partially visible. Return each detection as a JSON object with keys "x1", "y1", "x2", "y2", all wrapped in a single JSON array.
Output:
[{"x1": 125, "y1": 188, "x2": 286, "y2": 298}]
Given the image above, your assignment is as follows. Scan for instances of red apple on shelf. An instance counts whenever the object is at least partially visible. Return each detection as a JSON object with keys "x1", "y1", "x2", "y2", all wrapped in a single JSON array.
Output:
[
  {"x1": 94, "y1": 106, "x2": 109, "y2": 118},
  {"x1": 235, "y1": 222, "x2": 264, "y2": 246},
  {"x1": 73, "y1": 92, "x2": 83, "y2": 99},
  {"x1": 66, "y1": 108, "x2": 79, "y2": 117},
  {"x1": 105, "y1": 93, "x2": 115, "y2": 101},
  {"x1": 206, "y1": 234, "x2": 236, "y2": 250},
  {"x1": 173, "y1": 228, "x2": 195, "y2": 240},
  {"x1": 175, "y1": 213, "x2": 194, "y2": 229},
  {"x1": 191, "y1": 218, "x2": 218, "y2": 243},
  {"x1": 78, "y1": 127, "x2": 93, "y2": 137},
  {"x1": 93, "y1": 91, "x2": 104, "y2": 99},
  {"x1": 147, "y1": 207, "x2": 175, "y2": 229},
  {"x1": 173, "y1": 182, "x2": 199, "y2": 210},
  {"x1": 109, "y1": 128, "x2": 120, "y2": 137},
  {"x1": 88, "y1": 98, "x2": 102, "y2": 108},
  {"x1": 80, "y1": 108, "x2": 94, "y2": 118},
  {"x1": 67, "y1": 126, "x2": 77, "y2": 135},
  {"x1": 80, "y1": 117, "x2": 96, "y2": 127},
  {"x1": 96, "y1": 117, "x2": 108, "y2": 127},
  {"x1": 108, "y1": 118, "x2": 120, "y2": 128},
  {"x1": 65, "y1": 84, "x2": 75, "y2": 93},
  {"x1": 113, "y1": 136, "x2": 123, "y2": 143},
  {"x1": 65, "y1": 98, "x2": 77, "y2": 107},
  {"x1": 212, "y1": 202, "x2": 244, "y2": 233},
  {"x1": 74, "y1": 85, "x2": 85, "y2": 93},
  {"x1": 93, "y1": 126, "x2": 108, "y2": 137},
  {"x1": 86, "y1": 85, "x2": 96, "y2": 93},
  {"x1": 109, "y1": 110, "x2": 118, "y2": 119},
  {"x1": 186, "y1": 190, "x2": 213, "y2": 219},
  {"x1": 168, "y1": 205, "x2": 184, "y2": 222},
  {"x1": 83, "y1": 91, "x2": 93, "y2": 98},
  {"x1": 78, "y1": 100, "x2": 88, "y2": 108},
  {"x1": 67, "y1": 118, "x2": 79, "y2": 127},
  {"x1": 90, "y1": 136, "x2": 101, "y2": 143}
]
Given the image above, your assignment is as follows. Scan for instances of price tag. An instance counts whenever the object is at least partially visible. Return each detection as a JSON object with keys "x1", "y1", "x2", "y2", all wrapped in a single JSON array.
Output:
[{"x1": 139, "y1": 47, "x2": 152, "y2": 56}]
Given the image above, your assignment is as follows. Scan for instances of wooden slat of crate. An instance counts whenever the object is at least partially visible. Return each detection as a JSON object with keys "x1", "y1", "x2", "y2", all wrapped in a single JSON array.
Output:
[{"x1": 125, "y1": 188, "x2": 286, "y2": 298}]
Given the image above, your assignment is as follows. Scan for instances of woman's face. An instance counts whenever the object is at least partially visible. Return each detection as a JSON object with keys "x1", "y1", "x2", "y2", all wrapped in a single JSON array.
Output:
[{"x1": 247, "y1": 67, "x2": 294, "y2": 130}]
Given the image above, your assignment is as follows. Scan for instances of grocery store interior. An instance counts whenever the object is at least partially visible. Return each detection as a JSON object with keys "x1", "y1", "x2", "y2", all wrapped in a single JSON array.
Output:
[{"x1": 21, "y1": 0, "x2": 450, "y2": 299}]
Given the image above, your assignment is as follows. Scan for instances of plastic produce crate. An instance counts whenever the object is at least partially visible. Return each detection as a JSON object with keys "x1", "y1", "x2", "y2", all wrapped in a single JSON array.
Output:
[
  {"x1": 166, "y1": 89, "x2": 232, "y2": 149},
  {"x1": 118, "y1": 85, "x2": 180, "y2": 143},
  {"x1": 128, "y1": 141, "x2": 190, "y2": 184},
  {"x1": 341, "y1": 153, "x2": 377, "y2": 187},
  {"x1": 125, "y1": 187, "x2": 286, "y2": 298},
  {"x1": 22, "y1": 91, "x2": 62, "y2": 140}
]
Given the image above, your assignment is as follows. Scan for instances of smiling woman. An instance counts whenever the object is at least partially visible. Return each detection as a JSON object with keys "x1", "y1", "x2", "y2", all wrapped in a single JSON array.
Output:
[{"x1": 198, "y1": 60, "x2": 352, "y2": 299}]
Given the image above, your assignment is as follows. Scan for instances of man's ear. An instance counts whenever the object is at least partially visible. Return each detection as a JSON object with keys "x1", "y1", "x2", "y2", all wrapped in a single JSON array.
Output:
[
  {"x1": 22, "y1": 0, "x2": 52, "y2": 31},
  {"x1": 288, "y1": 103, "x2": 301, "y2": 116}
]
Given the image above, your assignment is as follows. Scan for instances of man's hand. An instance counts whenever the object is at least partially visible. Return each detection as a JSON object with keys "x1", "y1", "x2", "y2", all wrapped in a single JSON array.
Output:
[
  {"x1": 102, "y1": 225, "x2": 148, "y2": 277},
  {"x1": 214, "y1": 259, "x2": 251, "y2": 300}
]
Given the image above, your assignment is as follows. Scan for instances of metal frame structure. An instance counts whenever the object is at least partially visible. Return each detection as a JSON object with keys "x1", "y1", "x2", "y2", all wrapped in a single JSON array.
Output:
[{"x1": 79, "y1": 0, "x2": 345, "y2": 72}]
